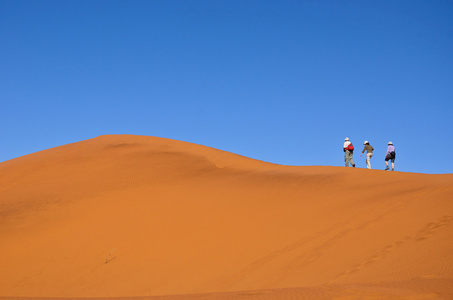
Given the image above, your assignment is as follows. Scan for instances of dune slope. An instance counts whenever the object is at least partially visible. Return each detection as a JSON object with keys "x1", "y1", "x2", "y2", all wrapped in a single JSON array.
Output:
[{"x1": 1, "y1": 135, "x2": 452, "y2": 299}]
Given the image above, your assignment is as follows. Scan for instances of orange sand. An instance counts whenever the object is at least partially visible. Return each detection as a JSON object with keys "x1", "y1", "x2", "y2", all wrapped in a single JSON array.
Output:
[{"x1": 1, "y1": 135, "x2": 452, "y2": 299}]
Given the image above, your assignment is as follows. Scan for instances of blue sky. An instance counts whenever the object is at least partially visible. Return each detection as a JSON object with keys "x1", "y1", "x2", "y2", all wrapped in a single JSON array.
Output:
[{"x1": 1, "y1": 0, "x2": 452, "y2": 174}]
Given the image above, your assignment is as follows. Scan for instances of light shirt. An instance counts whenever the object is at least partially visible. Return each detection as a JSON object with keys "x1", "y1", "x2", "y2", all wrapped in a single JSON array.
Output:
[{"x1": 385, "y1": 145, "x2": 395, "y2": 155}]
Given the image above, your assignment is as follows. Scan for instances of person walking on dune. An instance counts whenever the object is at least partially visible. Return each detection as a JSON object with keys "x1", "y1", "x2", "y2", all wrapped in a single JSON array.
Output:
[
  {"x1": 343, "y1": 137, "x2": 355, "y2": 167},
  {"x1": 385, "y1": 141, "x2": 396, "y2": 171},
  {"x1": 360, "y1": 141, "x2": 374, "y2": 169}
]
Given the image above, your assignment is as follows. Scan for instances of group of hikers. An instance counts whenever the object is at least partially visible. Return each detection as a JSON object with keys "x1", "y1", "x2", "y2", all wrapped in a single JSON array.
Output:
[{"x1": 343, "y1": 137, "x2": 396, "y2": 171}]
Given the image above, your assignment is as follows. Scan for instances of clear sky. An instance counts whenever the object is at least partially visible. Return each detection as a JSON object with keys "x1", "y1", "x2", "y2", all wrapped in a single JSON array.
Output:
[{"x1": 1, "y1": 0, "x2": 452, "y2": 174}]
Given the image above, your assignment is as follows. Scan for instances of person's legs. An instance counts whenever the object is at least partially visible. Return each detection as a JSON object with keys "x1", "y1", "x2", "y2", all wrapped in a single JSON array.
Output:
[
  {"x1": 385, "y1": 154, "x2": 390, "y2": 170},
  {"x1": 366, "y1": 153, "x2": 372, "y2": 169},
  {"x1": 349, "y1": 152, "x2": 355, "y2": 167},
  {"x1": 344, "y1": 151, "x2": 349, "y2": 167},
  {"x1": 391, "y1": 157, "x2": 395, "y2": 171}
]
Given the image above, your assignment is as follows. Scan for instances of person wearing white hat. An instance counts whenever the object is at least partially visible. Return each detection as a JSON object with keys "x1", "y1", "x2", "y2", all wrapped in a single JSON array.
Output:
[
  {"x1": 343, "y1": 137, "x2": 355, "y2": 167},
  {"x1": 385, "y1": 141, "x2": 396, "y2": 171},
  {"x1": 360, "y1": 141, "x2": 374, "y2": 169}
]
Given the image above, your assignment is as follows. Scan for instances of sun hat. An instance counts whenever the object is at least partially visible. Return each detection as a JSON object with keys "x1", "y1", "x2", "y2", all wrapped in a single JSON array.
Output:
[
  {"x1": 388, "y1": 141, "x2": 393, "y2": 145},
  {"x1": 345, "y1": 137, "x2": 349, "y2": 141},
  {"x1": 363, "y1": 141, "x2": 368, "y2": 145}
]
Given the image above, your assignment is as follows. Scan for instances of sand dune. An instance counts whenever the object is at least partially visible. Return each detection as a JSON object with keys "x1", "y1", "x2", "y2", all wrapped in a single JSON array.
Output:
[{"x1": 1, "y1": 135, "x2": 452, "y2": 299}]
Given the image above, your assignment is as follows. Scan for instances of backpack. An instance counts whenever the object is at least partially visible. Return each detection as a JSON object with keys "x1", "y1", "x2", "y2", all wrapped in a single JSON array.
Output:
[{"x1": 346, "y1": 143, "x2": 354, "y2": 151}]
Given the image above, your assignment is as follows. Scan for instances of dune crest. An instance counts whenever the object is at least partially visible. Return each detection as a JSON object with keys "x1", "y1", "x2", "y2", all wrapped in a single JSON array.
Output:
[{"x1": 1, "y1": 135, "x2": 452, "y2": 299}]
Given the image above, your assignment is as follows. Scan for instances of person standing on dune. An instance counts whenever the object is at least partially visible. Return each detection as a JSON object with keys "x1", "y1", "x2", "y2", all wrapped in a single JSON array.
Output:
[
  {"x1": 360, "y1": 141, "x2": 374, "y2": 169},
  {"x1": 343, "y1": 137, "x2": 355, "y2": 167},
  {"x1": 385, "y1": 141, "x2": 396, "y2": 171}
]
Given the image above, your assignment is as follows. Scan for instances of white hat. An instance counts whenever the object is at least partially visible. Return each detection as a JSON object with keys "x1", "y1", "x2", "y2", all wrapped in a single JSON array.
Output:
[
  {"x1": 363, "y1": 141, "x2": 368, "y2": 145},
  {"x1": 345, "y1": 137, "x2": 349, "y2": 141},
  {"x1": 388, "y1": 141, "x2": 393, "y2": 145}
]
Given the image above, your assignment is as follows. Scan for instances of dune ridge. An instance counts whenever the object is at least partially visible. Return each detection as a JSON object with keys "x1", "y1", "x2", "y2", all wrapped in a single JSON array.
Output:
[{"x1": 1, "y1": 135, "x2": 452, "y2": 299}]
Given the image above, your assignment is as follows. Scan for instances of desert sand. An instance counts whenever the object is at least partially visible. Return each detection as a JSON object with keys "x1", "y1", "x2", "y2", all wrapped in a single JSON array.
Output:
[{"x1": 1, "y1": 134, "x2": 452, "y2": 299}]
